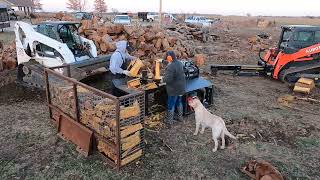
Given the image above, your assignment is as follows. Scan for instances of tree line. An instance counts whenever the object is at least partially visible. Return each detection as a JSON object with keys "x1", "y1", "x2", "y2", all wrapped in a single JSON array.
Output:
[{"x1": 30, "y1": 0, "x2": 108, "y2": 14}]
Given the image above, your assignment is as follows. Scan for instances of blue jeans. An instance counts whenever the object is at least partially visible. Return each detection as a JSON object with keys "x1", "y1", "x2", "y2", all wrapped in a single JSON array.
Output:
[{"x1": 167, "y1": 96, "x2": 183, "y2": 112}]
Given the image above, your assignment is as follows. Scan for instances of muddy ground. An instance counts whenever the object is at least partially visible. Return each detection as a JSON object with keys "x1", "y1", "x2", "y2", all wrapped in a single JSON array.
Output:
[
  {"x1": 1, "y1": 17, "x2": 320, "y2": 179},
  {"x1": 1, "y1": 74, "x2": 319, "y2": 179}
]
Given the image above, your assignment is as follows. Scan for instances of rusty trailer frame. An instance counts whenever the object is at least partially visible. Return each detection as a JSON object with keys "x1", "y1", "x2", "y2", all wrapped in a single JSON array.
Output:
[{"x1": 44, "y1": 65, "x2": 145, "y2": 170}]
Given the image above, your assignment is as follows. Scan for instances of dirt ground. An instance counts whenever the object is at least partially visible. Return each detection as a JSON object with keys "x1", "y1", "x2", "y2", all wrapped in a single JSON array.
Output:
[{"x1": 1, "y1": 16, "x2": 320, "y2": 179}]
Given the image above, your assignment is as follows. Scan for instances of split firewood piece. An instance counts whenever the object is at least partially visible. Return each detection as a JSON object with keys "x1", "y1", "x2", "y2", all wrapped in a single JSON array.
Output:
[
  {"x1": 120, "y1": 123, "x2": 143, "y2": 138},
  {"x1": 121, "y1": 149, "x2": 143, "y2": 166},
  {"x1": 97, "y1": 140, "x2": 118, "y2": 162},
  {"x1": 121, "y1": 131, "x2": 141, "y2": 151},
  {"x1": 293, "y1": 78, "x2": 315, "y2": 94},
  {"x1": 120, "y1": 101, "x2": 141, "y2": 119}
]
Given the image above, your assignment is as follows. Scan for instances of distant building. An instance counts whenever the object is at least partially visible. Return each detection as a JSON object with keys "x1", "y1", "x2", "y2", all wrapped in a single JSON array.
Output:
[{"x1": 0, "y1": 0, "x2": 34, "y2": 15}]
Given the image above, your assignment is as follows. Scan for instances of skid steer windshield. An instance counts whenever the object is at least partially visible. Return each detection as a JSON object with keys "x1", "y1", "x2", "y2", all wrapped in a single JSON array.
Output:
[
  {"x1": 279, "y1": 28, "x2": 292, "y2": 50},
  {"x1": 57, "y1": 24, "x2": 90, "y2": 58},
  {"x1": 57, "y1": 24, "x2": 81, "y2": 50}
]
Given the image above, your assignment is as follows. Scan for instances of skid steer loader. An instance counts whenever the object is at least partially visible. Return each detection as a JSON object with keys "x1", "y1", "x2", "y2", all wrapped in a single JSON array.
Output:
[
  {"x1": 211, "y1": 25, "x2": 320, "y2": 84},
  {"x1": 15, "y1": 21, "x2": 110, "y2": 88}
]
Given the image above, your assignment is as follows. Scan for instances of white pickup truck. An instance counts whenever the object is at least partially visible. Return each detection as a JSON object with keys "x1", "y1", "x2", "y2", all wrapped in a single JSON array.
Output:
[
  {"x1": 185, "y1": 16, "x2": 214, "y2": 27},
  {"x1": 113, "y1": 15, "x2": 131, "y2": 25},
  {"x1": 147, "y1": 12, "x2": 158, "y2": 22}
]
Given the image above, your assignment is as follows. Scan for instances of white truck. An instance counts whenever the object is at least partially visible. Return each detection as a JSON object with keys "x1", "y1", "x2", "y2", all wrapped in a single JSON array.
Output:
[
  {"x1": 15, "y1": 21, "x2": 110, "y2": 88},
  {"x1": 184, "y1": 16, "x2": 214, "y2": 27},
  {"x1": 113, "y1": 15, "x2": 131, "y2": 25},
  {"x1": 147, "y1": 12, "x2": 158, "y2": 22}
]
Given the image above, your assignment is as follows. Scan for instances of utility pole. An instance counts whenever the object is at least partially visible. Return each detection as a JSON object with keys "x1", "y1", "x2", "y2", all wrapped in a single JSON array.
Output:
[{"x1": 159, "y1": 0, "x2": 162, "y2": 25}]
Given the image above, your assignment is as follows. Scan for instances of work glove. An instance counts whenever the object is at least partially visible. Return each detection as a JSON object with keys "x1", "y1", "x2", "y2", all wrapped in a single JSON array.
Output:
[{"x1": 123, "y1": 70, "x2": 131, "y2": 76}]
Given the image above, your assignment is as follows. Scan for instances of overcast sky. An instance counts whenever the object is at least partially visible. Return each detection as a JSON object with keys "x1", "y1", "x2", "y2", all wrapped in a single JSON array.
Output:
[{"x1": 42, "y1": 0, "x2": 320, "y2": 16}]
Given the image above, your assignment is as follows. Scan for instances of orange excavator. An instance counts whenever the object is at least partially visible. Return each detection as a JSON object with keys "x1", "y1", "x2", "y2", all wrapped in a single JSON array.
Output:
[{"x1": 211, "y1": 25, "x2": 320, "y2": 83}]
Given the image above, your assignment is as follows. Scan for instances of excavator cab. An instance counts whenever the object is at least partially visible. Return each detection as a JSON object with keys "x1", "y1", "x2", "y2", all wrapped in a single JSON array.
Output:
[{"x1": 278, "y1": 25, "x2": 320, "y2": 54}]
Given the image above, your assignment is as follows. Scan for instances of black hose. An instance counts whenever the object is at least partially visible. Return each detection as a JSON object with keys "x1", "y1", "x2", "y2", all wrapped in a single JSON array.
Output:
[{"x1": 259, "y1": 48, "x2": 266, "y2": 61}]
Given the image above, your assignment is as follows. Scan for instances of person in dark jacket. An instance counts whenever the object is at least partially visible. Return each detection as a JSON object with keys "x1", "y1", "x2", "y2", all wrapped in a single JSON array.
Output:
[{"x1": 163, "y1": 51, "x2": 186, "y2": 125}]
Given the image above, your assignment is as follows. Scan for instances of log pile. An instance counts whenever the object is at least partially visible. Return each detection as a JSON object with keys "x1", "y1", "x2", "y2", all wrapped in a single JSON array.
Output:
[
  {"x1": 248, "y1": 35, "x2": 272, "y2": 52},
  {"x1": 0, "y1": 42, "x2": 17, "y2": 72},
  {"x1": 166, "y1": 23, "x2": 220, "y2": 43},
  {"x1": 78, "y1": 19, "x2": 216, "y2": 60}
]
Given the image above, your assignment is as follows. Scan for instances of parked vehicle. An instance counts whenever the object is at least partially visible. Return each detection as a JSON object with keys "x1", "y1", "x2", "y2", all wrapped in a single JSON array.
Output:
[
  {"x1": 113, "y1": 15, "x2": 131, "y2": 25},
  {"x1": 185, "y1": 16, "x2": 214, "y2": 27},
  {"x1": 0, "y1": 6, "x2": 10, "y2": 31},
  {"x1": 138, "y1": 12, "x2": 158, "y2": 22},
  {"x1": 7, "y1": 8, "x2": 17, "y2": 20},
  {"x1": 74, "y1": 12, "x2": 93, "y2": 20},
  {"x1": 138, "y1": 12, "x2": 147, "y2": 21},
  {"x1": 163, "y1": 14, "x2": 177, "y2": 23},
  {"x1": 147, "y1": 12, "x2": 158, "y2": 22}
]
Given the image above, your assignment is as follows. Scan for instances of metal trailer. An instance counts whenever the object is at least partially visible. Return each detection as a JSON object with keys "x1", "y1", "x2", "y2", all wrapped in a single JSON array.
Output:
[{"x1": 44, "y1": 65, "x2": 145, "y2": 170}]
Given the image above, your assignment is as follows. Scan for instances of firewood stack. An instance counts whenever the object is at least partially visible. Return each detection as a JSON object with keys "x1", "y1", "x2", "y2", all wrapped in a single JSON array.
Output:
[
  {"x1": 49, "y1": 81, "x2": 144, "y2": 166},
  {"x1": 0, "y1": 42, "x2": 17, "y2": 72},
  {"x1": 50, "y1": 84, "x2": 118, "y2": 142},
  {"x1": 78, "y1": 19, "x2": 195, "y2": 60}
]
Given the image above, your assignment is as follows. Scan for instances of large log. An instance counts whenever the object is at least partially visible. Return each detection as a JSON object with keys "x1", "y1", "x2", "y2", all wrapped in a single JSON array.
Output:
[
  {"x1": 155, "y1": 38, "x2": 162, "y2": 50},
  {"x1": 144, "y1": 32, "x2": 156, "y2": 41},
  {"x1": 162, "y1": 38, "x2": 170, "y2": 50}
]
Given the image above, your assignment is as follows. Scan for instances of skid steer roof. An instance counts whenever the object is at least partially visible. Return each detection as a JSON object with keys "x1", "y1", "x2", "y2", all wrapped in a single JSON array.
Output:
[
  {"x1": 37, "y1": 21, "x2": 79, "y2": 26},
  {"x1": 282, "y1": 25, "x2": 320, "y2": 30}
]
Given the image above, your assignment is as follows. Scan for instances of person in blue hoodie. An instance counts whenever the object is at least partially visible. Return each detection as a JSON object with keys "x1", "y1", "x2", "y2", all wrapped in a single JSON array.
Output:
[{"x1": 163, "y1": 51, "x2": 186, "y2": 126}]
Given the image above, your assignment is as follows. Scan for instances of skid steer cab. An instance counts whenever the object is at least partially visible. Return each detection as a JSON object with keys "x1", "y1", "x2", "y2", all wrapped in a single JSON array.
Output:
[
  {"x1": 259, "y1": 25, "x2": 320, "y2": 82},
  {"x1": 15, "y1": 21, "x2": 110, "y2": 88}
]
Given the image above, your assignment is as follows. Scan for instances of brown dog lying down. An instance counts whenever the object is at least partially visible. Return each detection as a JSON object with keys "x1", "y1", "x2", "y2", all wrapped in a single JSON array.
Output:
[
  {"x1": 241, "y1": 160, "x2": 284, "y2": 180},
  {"x1": 188, "y1": 96, "x2": 236, "y2": 152}
]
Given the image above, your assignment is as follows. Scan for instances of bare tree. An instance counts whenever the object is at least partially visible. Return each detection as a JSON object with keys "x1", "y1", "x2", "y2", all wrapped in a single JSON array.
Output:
[
  {"x1": 31, "y1": 0, "x2": 42, "y2": 10},
  {"x1": 94, "y1": 0, "x2": 107, "y2": 14},
  {"x1": 66, "y1": 0, "x2": 87, "y2": 12}
]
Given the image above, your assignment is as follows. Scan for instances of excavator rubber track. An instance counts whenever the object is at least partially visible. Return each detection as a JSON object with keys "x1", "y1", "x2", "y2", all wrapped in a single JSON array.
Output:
[{"x1": 279, "y1": 60, "x2": 320, "y2": 84}]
